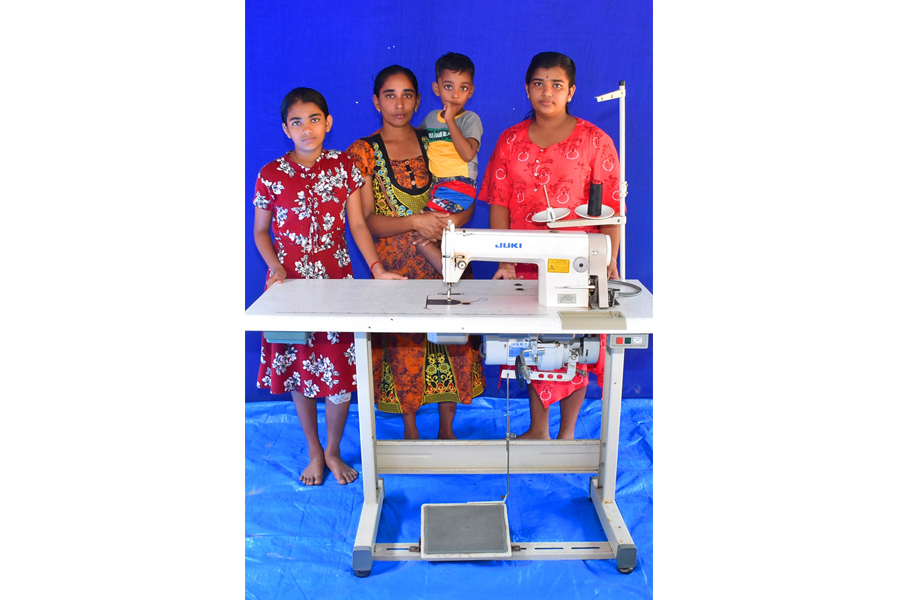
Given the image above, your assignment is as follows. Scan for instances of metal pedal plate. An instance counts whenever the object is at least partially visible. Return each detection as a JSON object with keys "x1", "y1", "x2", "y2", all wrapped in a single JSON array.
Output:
[{"x1": 420, "y1": 502, "x2": 512, "y2": 560}]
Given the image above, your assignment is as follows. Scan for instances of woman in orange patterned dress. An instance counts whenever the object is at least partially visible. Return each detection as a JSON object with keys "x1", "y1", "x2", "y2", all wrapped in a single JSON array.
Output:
[{"x1": 347, "y1": 65, "x2": 484, "y2": 440}]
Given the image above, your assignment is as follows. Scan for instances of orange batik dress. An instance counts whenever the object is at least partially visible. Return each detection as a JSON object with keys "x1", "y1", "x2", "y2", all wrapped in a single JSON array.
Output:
[{"x1": 347, "y1": 132, "x2": 484, "y2": 414}]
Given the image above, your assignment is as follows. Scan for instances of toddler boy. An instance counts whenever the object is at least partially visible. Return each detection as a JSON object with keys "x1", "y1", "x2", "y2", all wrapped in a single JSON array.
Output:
[{"x1": 417, "y1": 52, "x2": 483, "y2": 273}]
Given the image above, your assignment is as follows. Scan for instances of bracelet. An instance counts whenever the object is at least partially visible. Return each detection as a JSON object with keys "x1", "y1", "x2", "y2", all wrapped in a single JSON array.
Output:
[{"x1": 369, "y1": 259, "x2": 382, "y2": 271}]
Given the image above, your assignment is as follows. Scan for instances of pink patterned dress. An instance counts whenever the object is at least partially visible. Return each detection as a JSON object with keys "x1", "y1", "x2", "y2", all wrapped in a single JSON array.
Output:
[
  {"x1": 478, "y1": 118, "x2": 623, "y2": 230},
  {"x1": 478, "y1": 118, "x2": 623, "y2": 407},
  {"x1": 253, "y1": 150, "x2": 364, "y2": 397}
]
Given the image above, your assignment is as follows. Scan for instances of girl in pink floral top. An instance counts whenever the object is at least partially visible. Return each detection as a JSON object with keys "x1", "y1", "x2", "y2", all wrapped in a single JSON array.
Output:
[{"x1": 477, "y1": 52, "x2": 624, "y2": 440}]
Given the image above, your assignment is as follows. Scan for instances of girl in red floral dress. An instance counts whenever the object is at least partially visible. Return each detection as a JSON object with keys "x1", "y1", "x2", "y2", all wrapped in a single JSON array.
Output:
[{"x1": 252, "y1": 87, "x2": 405, "y2": 485}]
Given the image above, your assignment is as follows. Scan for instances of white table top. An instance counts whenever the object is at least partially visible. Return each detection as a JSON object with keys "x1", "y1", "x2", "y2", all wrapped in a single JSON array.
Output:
[{"x1": 245, "y1": 279, "x2": 652, "y2": 335}]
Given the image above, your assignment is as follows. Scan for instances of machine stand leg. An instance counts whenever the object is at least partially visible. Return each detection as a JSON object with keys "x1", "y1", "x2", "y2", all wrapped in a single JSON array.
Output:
[
  {"x1": 351, "y1": 548, "x2": 372, "y2": 577},
  {"x1": 615, "y1": 543, "x2": 637, "y2": 574},
  {"x1": 351, "y1": 477, "x2": 384, "y2": 578}
]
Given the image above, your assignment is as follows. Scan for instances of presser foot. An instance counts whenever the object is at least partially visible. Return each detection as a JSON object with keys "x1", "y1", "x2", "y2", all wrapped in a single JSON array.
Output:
[{"x1": 607, "y1": 288, "x2": 620, "y2": 306}]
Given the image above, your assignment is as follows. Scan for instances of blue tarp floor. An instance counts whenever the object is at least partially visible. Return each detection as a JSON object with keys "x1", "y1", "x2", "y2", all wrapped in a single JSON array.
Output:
[{"x1": 246, "y1": 395, "x2": 653, "y2": 599}]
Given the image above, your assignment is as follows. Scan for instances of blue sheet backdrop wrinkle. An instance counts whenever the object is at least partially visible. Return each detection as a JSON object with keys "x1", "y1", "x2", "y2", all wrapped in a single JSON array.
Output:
[{"x1": 245, "y1": 397, "x2": 653, "y2": 598}]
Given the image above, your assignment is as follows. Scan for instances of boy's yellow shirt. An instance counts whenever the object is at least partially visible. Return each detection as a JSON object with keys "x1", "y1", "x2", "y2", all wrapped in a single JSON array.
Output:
[{"x1": 422, "y1": 109, "x2": 483, "y2": 180}]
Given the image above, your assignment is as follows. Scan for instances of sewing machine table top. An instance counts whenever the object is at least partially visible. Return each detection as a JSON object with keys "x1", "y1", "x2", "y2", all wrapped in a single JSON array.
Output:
[{"x1": 245, "y1": 279, "x2": 652, "y2": 335}]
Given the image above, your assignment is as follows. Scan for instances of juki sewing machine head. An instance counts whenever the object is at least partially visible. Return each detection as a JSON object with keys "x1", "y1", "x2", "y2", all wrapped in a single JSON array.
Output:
[{"x1": 441, "y1": 223, "x2": 611, "y2": 308}]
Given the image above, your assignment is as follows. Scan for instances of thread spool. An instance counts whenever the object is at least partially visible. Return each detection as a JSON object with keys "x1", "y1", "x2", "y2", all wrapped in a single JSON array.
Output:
[{"x1": 588, "y1": 182, "x2": 604, "y2": 216}]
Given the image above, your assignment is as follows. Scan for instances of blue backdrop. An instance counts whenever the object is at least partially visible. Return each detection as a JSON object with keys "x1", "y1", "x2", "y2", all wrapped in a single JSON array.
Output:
[{"x1": 244, "y1": 0, "x2": 653, "y2": 402}]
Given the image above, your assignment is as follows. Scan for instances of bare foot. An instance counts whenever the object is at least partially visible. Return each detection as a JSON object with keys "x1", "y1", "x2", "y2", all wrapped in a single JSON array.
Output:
[
  {"x1": 324, "y1": 453, "x2": 358, "y2": 485},
  {"x1": 300, "y1": 453, "x2": 325, "y2": 485},
  {"x1": 437, "y1": 429, "x2": 457, "y2": 440}
]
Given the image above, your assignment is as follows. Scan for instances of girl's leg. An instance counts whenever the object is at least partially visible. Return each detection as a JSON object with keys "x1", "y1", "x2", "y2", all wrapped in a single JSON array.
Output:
[
  {"x1": 556, "y1": 386, "x2": 587, "y2": 440},
  {"x1": 437, "y1": 401, "x2": 457, "y2": 440},
  {"x1": 291, "y1": 391, "x2": 326, "y2": 485},
  {"x1": 516, "y1": 386, "x2": 551, "y2": 440},
  {"x1": 323, "y1": 395, "x2": 358, "y2": 484}
]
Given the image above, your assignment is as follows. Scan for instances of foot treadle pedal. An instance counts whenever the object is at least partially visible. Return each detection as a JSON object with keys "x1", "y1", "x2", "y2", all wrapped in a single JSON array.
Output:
[{"x1": 420, "y1": 502, "x2": 512, "y2": 560}]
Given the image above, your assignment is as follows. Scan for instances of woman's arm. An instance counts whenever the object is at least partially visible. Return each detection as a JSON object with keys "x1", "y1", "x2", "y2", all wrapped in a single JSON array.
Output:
[
  {"x1": 478, "y1": 129, "x2": 519, "y2": 280},
  {"x1": 346, "y1": 188, "x2": 407, "y2": 280},
  {"x1": 410, "y1": 201, "x2": 475, "y2": 251},
  {"x1": 599, "y1": 224, "x2": 620, "y2": 279},
  {"x1": 359, "y1": 174, "x2": 450, "y2": 240},
  {"x1": 488, "y1": 204, "x2": 517, "y2": 280},
  {"x1": 589, "y1": 128, "x2": 623, "y2": 280},
  {"x1": 253, "y1": 207, "x2": 287, "y2": 286}
]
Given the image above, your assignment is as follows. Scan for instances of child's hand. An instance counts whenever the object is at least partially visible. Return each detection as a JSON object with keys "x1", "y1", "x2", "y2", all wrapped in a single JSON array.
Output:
[
  {"x1": 371, "y1": 262, "x2": 408, "y2": 281},
  {"x1": 410, "y1": 231, "x2": 432, "y2": 247},
  {"x1": 266, "y1": 265, "x2": 287, "y2": 287},
  {"x1": 443, "y1": 102, "x2": 458, "y2": 121}
]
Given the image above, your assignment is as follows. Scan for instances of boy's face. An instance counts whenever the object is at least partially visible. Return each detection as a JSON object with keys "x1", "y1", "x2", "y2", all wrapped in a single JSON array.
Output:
[{"x1": 432, "y1": 70, "x2": 474, "y2": 113}]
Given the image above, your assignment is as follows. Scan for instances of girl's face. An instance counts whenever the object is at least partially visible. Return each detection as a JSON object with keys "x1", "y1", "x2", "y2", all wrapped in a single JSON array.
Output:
[
  {"x1": 526, "y1": 67, "x2": 575, "y2": 119},
  {"x1": 282, "y1": 101, "x2": 332, "y2": 165},
  {"x1": 373, "y1": 73, "x2": 419, "y2": 128}
]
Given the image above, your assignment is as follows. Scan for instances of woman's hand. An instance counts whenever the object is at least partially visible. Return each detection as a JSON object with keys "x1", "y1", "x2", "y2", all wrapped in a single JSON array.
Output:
[
  {"x1": 492, "y1": 262, "x2": 519, "y2": 280},
  {"x1": 607, "y1": 260, "x2": 619, "y2": 280},
  {"x1": 371, "y1": 262, "x2": 408, "y2": 280},
  {"x1": 266, "y1": 264, "x2": 287, "y2": 287},
  {"x1": 412, "y1": 211, "x2": 451, "y2": 243},
  {"x1": 599, "y1": 224, "x2": 620, "y2": 281}
]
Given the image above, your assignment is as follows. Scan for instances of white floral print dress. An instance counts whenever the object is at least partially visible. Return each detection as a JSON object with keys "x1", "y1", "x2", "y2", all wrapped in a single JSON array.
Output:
[{"x1": 253, "y1": 150, "x2": 364, "y2": 397}]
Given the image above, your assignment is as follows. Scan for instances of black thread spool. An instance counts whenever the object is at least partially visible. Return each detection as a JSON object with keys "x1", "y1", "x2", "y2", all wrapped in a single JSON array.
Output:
[{"x1": 588, "y1": 182, "x2": 604, "y2": 216}]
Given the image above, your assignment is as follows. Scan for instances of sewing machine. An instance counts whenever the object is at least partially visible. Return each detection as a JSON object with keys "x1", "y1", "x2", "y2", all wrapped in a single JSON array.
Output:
[
  {"x1": 441, "y1": 223, "x2": 611, "y2": 308},
  {"x1": 247, "y1": 279, "x2": 651, "y2": 576},
  {"x1": 436, "y1": 224, "x2": 615, "y2": 385},
  {"x1": 245, "y1": 225, "x2": 652, "y2": 577}
]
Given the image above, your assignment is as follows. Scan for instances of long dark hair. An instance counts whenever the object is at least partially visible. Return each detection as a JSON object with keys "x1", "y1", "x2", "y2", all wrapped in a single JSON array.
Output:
[
  {"x1": 524, "y1": 51, "x2": 576, "y2": 121},
  {"x1": 372, "y1": 65, "x2": 420, "y2": 96},
  {"x1": 280, "y1": 87, "x2": 329, "y2": 124}
]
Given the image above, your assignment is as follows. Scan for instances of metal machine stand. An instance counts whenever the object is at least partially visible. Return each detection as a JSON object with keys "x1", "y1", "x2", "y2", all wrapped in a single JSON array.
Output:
[
  {"x1": 244, "y1": 278, "x2": 652, "y2": 577},
  {"x1": 351, "y1": 332, "x2": 647, "y2": 576}
]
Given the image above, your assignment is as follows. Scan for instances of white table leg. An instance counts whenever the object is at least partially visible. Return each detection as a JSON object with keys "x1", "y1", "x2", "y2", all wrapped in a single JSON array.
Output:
[
  {"x1": 599, "y1": 337, "x2": 625, "y2": 501},
  {"x1": 352, "y1": 332, "x2": 384, "y2": 576},
  {"x1": 592, "y1": 337, "x2": 637, "y2": 572}
]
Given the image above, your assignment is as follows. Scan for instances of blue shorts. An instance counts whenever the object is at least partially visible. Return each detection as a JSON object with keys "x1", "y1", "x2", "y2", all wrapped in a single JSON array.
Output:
[{"x1": 426, "y1": 176, "x2": 476, "y2": 213}]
